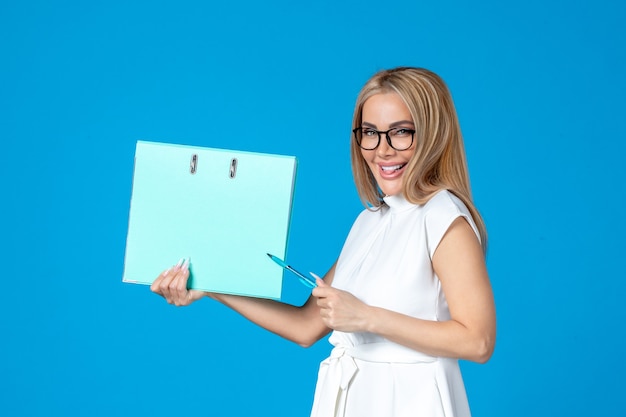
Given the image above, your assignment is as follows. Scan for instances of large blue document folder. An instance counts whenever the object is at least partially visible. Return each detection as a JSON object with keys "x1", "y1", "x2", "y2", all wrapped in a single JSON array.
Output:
[{"x1": 123, "y1": 141, "x2": 297, "y2": 299}]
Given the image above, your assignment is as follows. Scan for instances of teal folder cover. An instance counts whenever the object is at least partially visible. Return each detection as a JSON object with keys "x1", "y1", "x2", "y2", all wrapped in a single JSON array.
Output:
[{"x1": 122, "y1": 141, "x2": 297, "y2": 299}]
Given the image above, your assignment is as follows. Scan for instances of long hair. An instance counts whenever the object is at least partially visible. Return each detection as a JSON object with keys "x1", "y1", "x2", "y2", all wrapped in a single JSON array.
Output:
[{"x1": 350, "y1": 67, "x2": 488, "y2": 252}]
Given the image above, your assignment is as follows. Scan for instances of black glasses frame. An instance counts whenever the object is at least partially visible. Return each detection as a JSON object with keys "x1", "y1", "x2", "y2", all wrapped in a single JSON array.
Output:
[{"x1": 352, "y1": 127, "x2": 416, "y2": 151}]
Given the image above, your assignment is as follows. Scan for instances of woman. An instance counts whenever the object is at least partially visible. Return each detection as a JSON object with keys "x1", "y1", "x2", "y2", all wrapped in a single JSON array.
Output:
[{"x1": 152, "y1": 67, "x2": 496, "y2": 417}]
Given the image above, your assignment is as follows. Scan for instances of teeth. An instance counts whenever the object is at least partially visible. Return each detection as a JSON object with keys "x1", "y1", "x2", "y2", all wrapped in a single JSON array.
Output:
[{"x1": 381, "y1": 164, "x2": 404, "y2": 171}]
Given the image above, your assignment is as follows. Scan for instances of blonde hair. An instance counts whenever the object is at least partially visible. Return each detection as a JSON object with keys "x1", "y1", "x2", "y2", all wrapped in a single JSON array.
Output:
[{"x1": 350, "y1": 67, "x2": 488, "y2": 252}]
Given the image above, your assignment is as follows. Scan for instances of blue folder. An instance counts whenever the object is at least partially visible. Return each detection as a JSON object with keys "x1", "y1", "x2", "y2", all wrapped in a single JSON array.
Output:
[{"x1": 122, "y1": 141, "x2": 297, "y2": 299}]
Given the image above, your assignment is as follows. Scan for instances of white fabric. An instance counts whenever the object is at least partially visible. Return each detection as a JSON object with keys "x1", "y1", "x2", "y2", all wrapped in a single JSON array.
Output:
[{"x1": 310, "y1": 190, "x2": 479, "y2": 417}]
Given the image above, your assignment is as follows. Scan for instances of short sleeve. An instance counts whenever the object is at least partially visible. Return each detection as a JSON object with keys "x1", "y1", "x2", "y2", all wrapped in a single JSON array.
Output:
[{"x1": 423, "y1": 191, "x2": 480, "y2": 259}]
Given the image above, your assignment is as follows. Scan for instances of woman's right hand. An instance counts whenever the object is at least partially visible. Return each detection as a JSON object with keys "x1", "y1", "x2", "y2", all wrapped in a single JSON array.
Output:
[{"x1": 150, "y1": 258, "x2": 206, "y2": 306}]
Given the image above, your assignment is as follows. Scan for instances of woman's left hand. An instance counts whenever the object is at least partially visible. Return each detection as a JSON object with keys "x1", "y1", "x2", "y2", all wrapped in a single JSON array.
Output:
[{"x1": 312, "y1": 275, "x2": 372, "y2": 333}]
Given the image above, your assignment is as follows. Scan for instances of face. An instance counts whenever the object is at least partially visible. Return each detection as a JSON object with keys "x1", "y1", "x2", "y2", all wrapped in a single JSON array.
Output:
[{"x1": 360, "y1": 92, "x2": 416, "y2": 197}]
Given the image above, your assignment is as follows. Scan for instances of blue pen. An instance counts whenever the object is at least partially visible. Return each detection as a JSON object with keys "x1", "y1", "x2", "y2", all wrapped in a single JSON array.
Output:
[{"x1": 267, "y1": 253, "x2": 317, "y2": 289}]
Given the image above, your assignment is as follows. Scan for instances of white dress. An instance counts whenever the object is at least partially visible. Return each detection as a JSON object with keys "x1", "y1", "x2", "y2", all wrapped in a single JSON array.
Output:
[{"x1": 309, "y1": 190, "x2": 480, "y2": 417}]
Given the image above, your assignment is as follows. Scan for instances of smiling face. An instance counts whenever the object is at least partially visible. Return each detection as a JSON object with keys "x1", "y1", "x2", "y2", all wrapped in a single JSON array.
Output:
[{"x1": 359, "y1": 92, "x2": 416, "y2": 197}]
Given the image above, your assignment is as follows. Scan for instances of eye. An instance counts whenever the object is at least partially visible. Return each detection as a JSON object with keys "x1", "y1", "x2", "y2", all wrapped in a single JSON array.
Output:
[
  {"x1": 392, "y1": 128, "x2": 413, "y2": 137},
  {"x1": 362, "y1": 128, "x2": 378, "y2": 137}
]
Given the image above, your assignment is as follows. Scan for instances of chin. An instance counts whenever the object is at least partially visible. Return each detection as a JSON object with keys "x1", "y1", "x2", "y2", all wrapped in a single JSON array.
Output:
[{"x1": 380, "y1": 184, "x2": 403, "y2": 197}]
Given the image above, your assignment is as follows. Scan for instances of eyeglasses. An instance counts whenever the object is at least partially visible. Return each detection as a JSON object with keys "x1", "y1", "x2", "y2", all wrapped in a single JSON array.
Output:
[{"x1": 353, "y1": 127, "x2": 416, "y2": 151}]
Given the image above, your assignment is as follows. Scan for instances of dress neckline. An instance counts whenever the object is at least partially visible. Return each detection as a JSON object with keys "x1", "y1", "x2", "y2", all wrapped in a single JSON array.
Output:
[{"x1": 382, "y1": 194, "x2": 417, "y2": 212}]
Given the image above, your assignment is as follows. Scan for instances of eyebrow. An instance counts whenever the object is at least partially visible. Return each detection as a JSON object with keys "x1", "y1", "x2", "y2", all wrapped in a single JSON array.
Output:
[{"x1": 362, "y1": 120, "x2": 415, "y2": 128}]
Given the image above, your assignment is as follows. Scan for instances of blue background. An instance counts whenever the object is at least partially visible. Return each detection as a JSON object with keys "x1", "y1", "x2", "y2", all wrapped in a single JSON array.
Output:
[{"x1": 1, "y1": 0, "x2": 625, "y2": 415}]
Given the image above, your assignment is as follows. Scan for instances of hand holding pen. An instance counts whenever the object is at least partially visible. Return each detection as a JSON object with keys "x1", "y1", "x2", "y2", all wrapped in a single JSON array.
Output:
[{"x1": 268, "y1": 254, "x2": 372, "y2": 333}]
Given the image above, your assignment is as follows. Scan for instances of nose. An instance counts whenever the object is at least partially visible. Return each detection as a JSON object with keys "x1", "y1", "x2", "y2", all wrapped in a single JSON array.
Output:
[{"x1": 376, "y1": 134, "x2": 395, "y2": 157}]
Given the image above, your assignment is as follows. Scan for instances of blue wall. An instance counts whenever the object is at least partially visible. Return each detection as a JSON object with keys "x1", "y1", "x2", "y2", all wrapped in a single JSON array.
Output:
[{"x1": 1, "y1": 0, "x2": 625, "y2": 415}]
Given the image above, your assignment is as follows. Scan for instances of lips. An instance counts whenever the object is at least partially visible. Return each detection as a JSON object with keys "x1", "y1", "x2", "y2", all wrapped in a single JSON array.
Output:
[
  {"x1": 381, "y1": 163, "x2": 405, "y2": 172},
  {"x1": 378, "y1": 162, "x2": 407, "y2": 179}
]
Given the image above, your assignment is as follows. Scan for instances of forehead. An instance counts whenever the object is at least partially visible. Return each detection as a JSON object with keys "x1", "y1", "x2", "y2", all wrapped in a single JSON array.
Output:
[{"x1": 362, "y1": 92, "x2": 413, "y2": 124}]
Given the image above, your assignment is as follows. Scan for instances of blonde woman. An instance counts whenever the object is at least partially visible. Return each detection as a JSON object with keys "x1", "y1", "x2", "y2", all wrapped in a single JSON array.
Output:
[{"x1": 152, "y1": 67, "x2": 496, "y2": 417}]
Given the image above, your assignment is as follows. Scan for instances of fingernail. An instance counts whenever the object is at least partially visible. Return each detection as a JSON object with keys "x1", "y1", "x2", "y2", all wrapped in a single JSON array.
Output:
[
  {"x1": 310, "y1": 272, "x2": 321, "y2": 280},
  {"x1": 182, "y1": 258, "x2": 190, "y2": 270},
  {"x1": 175, "y1": 258, "x2": 185, "y2": 268}
]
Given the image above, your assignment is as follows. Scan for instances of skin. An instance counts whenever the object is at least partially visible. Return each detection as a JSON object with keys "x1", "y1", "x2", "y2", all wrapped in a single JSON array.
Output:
[
  {"x1": 359, "y1": 92, "x2": 416, "y2": 197},
  {"x1": 151, "y1": 92, "x2": 496, "y2": 363}
]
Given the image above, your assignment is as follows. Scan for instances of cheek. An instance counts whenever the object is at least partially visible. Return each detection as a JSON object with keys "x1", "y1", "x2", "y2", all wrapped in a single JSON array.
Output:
[
  {"x1": 360, "y1": 149, "x2": 375, "y2": 163},
  {"x1": 362, "y1": 152, "x2": 378, "y2": 172},
  {"x1": 402, "y1": 148, "x2": 416, "y2": 163}
]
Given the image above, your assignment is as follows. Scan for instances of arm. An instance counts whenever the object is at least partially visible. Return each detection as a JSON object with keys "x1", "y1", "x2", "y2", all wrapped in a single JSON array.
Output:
[
  {"x1": 313, "y1": 218, "x2": 496, "y2": 363},
  {"x1": 151, "y1": 260, "x2": 336, "y2": 348}
]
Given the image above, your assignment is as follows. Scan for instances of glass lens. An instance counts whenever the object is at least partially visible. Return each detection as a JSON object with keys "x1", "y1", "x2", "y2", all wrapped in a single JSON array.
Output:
[
  {"x1": 355, "y1": 128, "x2": 379, "y2": 150},
  {"x1": 388, "y1": 128, "x2": 413, "y2": 150}
]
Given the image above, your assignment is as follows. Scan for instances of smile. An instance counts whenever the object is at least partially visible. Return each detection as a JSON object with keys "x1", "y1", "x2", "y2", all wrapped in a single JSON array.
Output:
[
  {"x1": 381, "y1": 163, "x2": 406, "y2": 172},
  {"x1": 377, "y1": 162, "x2": 408, "y2": 180}
]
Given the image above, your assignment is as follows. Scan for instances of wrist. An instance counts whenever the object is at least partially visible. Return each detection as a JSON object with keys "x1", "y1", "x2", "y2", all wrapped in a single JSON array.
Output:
[
  {"x1": 364, "y1": 305, "x2": 381, "y2": 333},
  {"x1": 206, "y1": 292, "x2": 219, "y2": 301}
]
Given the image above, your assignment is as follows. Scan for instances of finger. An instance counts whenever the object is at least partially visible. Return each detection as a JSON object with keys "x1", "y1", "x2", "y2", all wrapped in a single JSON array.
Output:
[
  {"x1": 316, "y1": 296, "x2": 329, "y2": 309},
  {"x1": 159, "y1": 269, "x2": 178, "y2": 301},
  {"x1": 160, "y1": 258, "x2": 185, "y2": 302},
  {"x1": 151, "y1": 268, "x2": 171, "y2": 294},
  {"x1": 312, "y1": 285, "x2": 331, "y2": 298},
  {"x1": 310, "y1": 272, "x2": 326, "y2": 288},
  {"x1": 167, "y1": 261, "x2": 187, "y2": 305},
  {"x1": 171, "y1": 259, "x2": 191, "y2": 305}
]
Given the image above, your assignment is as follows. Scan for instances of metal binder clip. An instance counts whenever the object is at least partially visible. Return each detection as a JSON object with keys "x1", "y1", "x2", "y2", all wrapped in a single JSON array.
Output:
[
  {"x1": 190, "y1": 154, "x2": 198, "y2": 174},
  {"x1": 229, "y1": 158, "x2": 238, "y2": 179}
]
